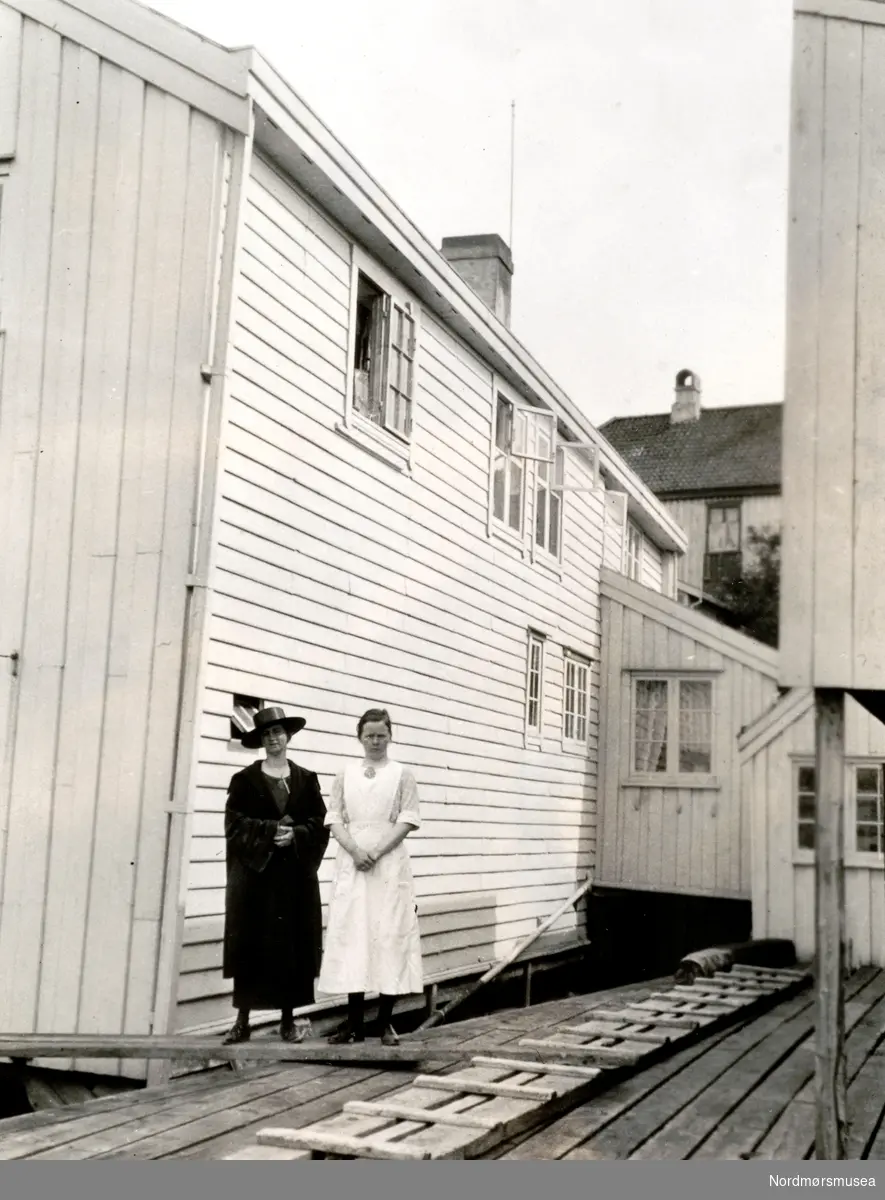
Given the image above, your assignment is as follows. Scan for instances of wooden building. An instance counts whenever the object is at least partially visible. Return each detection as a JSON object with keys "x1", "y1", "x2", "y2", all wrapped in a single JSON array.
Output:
[
  {"x1": 601, "y1": 373, "x2": 781, "y2": 606},
  {"x1": 741, "y1": 690, "x2": 885, "y2": 968},
  {"x1": 0, "y1": 0, "x2": 690, "y2": 1079},
  {"x1": 777, "y1": 0, "x2": 885, "y2": 1158},
  {"x1": 590, "y1": 567, "x2": 780, "y2": 977}
]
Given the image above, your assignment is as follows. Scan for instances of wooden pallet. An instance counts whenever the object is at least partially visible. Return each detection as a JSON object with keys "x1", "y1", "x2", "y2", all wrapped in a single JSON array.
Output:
[{"x1": 237, "y1": 964, "x2": 809, "y2": 1161}]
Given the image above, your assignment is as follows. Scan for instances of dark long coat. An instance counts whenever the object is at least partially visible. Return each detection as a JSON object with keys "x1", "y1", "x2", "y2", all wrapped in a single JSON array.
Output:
[{"x1": 223, "y1": 760, "x2": 329, "y2": 1011}]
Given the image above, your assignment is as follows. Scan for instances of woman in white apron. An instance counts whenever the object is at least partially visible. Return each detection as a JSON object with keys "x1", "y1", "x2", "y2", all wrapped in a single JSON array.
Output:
[{"x1": 318, "y1": 708, "x2": 423, "y2": 1044}]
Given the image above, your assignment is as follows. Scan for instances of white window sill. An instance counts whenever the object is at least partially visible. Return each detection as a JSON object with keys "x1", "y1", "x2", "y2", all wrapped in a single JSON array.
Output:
[
  {"x1": 335, "y1": 416, "x2": 412, "y2": 474},
  {"x1": 524, "y1": 732, "x2": 544, "y2": 751},
  {"x1": 794, "y1": 851, "x2": 885, "y2": 868},
  {"x1": 561, "y1": 739, "x2": 590, "y2": 756},
  {"x1": 624, "y1": 775, "x2": 721, "y2": 791}
]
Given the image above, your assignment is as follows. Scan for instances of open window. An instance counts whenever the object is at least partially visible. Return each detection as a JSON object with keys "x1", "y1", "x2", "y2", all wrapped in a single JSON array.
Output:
[
  {"x1": 491, "y1": 394, "x2": 553, "y2": 534},
  {"x1": 230, "y1": 694, "x2": 263, "y2": 747},
  {"x1": 352, "y1": 269, "x2": 415, "y2": 439}
]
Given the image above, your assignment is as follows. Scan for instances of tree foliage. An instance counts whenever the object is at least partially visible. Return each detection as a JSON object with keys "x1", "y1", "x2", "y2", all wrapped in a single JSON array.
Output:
[{"x1": 709, "y1": 527, "x2": 780, "y2": 648}]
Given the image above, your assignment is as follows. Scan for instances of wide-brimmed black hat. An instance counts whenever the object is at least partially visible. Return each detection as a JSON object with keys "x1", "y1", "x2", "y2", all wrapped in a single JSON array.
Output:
[{"x1": 240, "y1": 706, "x2": 307, "y2": 750}]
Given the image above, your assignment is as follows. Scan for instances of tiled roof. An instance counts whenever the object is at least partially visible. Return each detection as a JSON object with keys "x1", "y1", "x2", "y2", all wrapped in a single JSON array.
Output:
[{"x1": 599, "y1": 403, "x2": 781, "y2": 496}]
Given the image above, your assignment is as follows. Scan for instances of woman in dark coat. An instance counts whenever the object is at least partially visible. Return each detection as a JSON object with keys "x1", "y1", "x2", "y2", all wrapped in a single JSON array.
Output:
[{"x1": 222, "y1": 706, "x2": 329, "y2": 1044}]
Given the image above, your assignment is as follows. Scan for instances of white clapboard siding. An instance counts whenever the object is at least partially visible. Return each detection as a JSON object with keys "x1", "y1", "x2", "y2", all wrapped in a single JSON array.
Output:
[
  {"x1": 742, "y1": 689, "x2": 885, "y2": 966},
  {"x1": 597, "y1": 569, "x2": 779, "y2": 900},
  {"x1": 0, "y1": 17, "x2": 228, "y2": 1078},
  {"x1": 174, "y1": 153, "x2": 631, "y2": 1028}
]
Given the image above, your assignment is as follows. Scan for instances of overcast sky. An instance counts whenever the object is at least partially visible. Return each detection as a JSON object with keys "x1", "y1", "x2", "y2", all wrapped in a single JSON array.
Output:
[{"x1": 147, "y1": 0, "x2": 794, "y2": 425}]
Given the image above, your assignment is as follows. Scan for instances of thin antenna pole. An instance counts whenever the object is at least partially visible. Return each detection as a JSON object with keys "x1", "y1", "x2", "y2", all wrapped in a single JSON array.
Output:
[{"x1": 509, "y1": 99, "x2": 516, "y2": 249}]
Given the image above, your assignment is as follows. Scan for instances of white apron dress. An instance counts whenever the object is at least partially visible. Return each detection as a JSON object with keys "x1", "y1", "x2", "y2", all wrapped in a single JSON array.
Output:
[{"x1": 317, "y1": 759, "x2": 423, "y2": 996}]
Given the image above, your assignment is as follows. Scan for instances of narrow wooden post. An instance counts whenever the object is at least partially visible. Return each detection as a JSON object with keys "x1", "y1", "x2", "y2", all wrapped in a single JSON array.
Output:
[{"x1": 814, "y1": 689, "x2": 847, "y2": 1159}]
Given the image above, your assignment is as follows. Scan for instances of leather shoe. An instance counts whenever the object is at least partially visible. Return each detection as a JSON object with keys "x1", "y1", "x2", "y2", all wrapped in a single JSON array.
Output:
[{"x1": 222, "y1": 1016, "x2": 251, "y2": 1045}]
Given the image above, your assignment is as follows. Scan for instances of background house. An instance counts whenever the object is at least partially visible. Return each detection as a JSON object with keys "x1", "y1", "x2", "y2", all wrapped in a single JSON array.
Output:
[
  {"x1": 0, "y1": 0, "x2": 691, "y2": 1081},
  {"x1": 600, "y1": 371, "x2": 782, "y2": 611}
]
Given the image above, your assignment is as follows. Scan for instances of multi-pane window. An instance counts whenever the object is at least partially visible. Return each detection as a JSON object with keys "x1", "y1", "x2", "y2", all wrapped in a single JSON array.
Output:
[
  {"x1": 855, "y1": 766, "x2": 884, "y2": 853},
  {"x1": 492, "y1": 394, "x2": 525, "y2": 532},
  {"x1": 352, "y1": 270, "x2": 415, "y2": 438},
  {"x1": 525, "y1": 633, "x2": 545, "y2": 737},
  {"x1": 625, "y1": 521, "x2": 643, "y2": 581},
  {"x1": 632, "y1": 677, "x2": 714, "y2": 776},
  {"x1": 793, "y1": 762, "x2": 885, "y2": 855},
  {"x1": 704, "y1": 503, "x2": 741, "y2": 590},
  {"x1": 534, "y1": 427, "x2": 562, "y2": 558},
  {"x1": 796, "y1": 764, "x2": 816, "y2": 850},
  {"x1": 563, "y1": 653, "x2": 590, "y2": 744}
]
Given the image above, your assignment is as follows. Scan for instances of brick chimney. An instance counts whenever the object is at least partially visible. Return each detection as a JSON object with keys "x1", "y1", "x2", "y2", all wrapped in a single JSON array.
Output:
[
  {"x1": 440, "y1": 234, "x2": 513, "y2": 328},
  {"x1": 671, "y1": 368, "x2": 702, "y2": 424}
]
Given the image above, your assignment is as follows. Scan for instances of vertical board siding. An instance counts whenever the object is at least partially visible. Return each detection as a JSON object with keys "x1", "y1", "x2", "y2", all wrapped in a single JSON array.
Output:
[
  {"x1": 0, "y1": 19, "x2": 226, "y2": 1076},
  {"x1": 780, "y1": 13, "x2": 825, "y2": 687},
  {"x1": 175, "y1": 154, "x2": 627, "y2": 1027},
  {"x1": 597, "y1": 589, "x2": 778, "y2": 898},
  {"x1": 664, "y1": 495, "x2": 781, "y2": 593},
  {"x1": 781, "y1": 11, "x2": 885, "y2": 689},
  {"x1": 0, "y1": 3, "x2": 21, "y2": 156},
  {"x1": 744, "y1": 693, "x2": 885, "y2": 966}
]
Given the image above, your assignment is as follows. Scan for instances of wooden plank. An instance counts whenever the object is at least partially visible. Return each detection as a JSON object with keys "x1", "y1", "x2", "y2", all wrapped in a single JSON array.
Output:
[
  {"x1": 11, "y1": 0, "x2": 248, "y2": 133},
  {"x1": 779, "y1": 12, "x2": 825, "y2": 687},
  {"x1": 413, "y1": 1074, "x2": 556, "y2": 1102},
  {"x1": 687, "y1": 970, "x2": 879, "y2": 1161},
  {"x1": 558, "y1": 1024, "x2": 672, "y2": 1045},
  {"x1": 0, "y1": 1035, "x2": 484, "y2": 1064},
  {"x1": 852, "y1": 24, "x2": 885, "y2": 684},
  {"x1": 516, "y1": 1040, "x2": 643, "y2": 1067},
  {"x1": 497, "y1": 1020, "x2": 750, "y2": 1161},
  {"x1": 611, "y1": 1009, "x2": 702, "y2": 1031},
  {"x1": 343, "y1": 1099, "x2": 503, "y2": 1131},
  {"x1": 812, "y1": 19, "x2": 863, "y2": 684},
  {"x1": 0, "y1": 1065, "x2": 296, "y2": 1160},
  {"x1": 796, "y1": 0, "x2": 885, "y2": 28},
  {"x1": 0, "y1": 4, "x2": 21, "y2": 157},
  {"x1": 752, "y1": 974, "x2": 885, "y2": 1159},
  {"x1": 573, "y1": 977, "x2": 871, "y2": 1162},
  {"x1": 814, "y1": 691, "x2": 847, "y2": 1158},
  {"x1": 257, "y1": 1127, "x2": 432, "y2": 1161},
  {"x1": 222, "y1": 1144, "x2": 312, "y2": 1160},
  {"x1": 471, "y1": 1057, "x2": 601, "y2": 1081}
]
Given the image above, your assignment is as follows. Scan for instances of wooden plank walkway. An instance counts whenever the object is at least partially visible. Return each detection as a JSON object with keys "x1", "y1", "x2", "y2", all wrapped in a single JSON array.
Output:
[
  {"x1": 237, "y1": 964, "x2": 809, "y2": 1160},
  {"x1": 0, "y1": 966, "x2": 819, "y2": 1161},
  {"x1": 489, "y1": 966, "x2": 885, "y2": 1160}
]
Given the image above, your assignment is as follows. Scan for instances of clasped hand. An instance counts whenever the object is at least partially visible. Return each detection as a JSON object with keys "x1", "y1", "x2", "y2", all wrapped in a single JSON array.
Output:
[
  {"x1": 274, "y1": 824, "x2": 295, "y2": 848},
  {"x1": 351, "y1": 845, "x2": 377, "y2": 872}
]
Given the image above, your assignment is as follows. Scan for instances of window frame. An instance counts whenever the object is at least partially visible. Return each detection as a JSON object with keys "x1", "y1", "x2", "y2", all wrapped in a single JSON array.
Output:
[
  {"x1": 338, "y1": 247, "x2": 420, "y2": 473},
  {"x1": 624, "y1": 520, "x2": 644, "y2": 582},
  {"x1": 704, "y1": 501, "x2": 742, "y2": 591},
  {"x1": 561, "y1": 649, "x2": 592, "y2": 752},
  {"x1": 487, "y1": 378, "x2": 559, "y2": 554},
  {"x1": 793, "y1": 756, "x2": 885, "y2": 866},
  {"x1": 524, "y1": 630, "x2": 546, "y2": 746},
  {"x1": 230, "y1": 693, "x2": 264, "y2": 751},
  {"x1": 532, "y1": 430, "x2": 563, "y2": 565},
  {"x1": 627, "y1": 672, "x2": 718, "y2": 786}
]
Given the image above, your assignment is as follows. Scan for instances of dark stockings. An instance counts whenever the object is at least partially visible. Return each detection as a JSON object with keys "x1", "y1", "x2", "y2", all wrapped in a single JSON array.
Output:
[{"x1": 348, "y1": 992, "x2": 396, "y2": 1032}]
